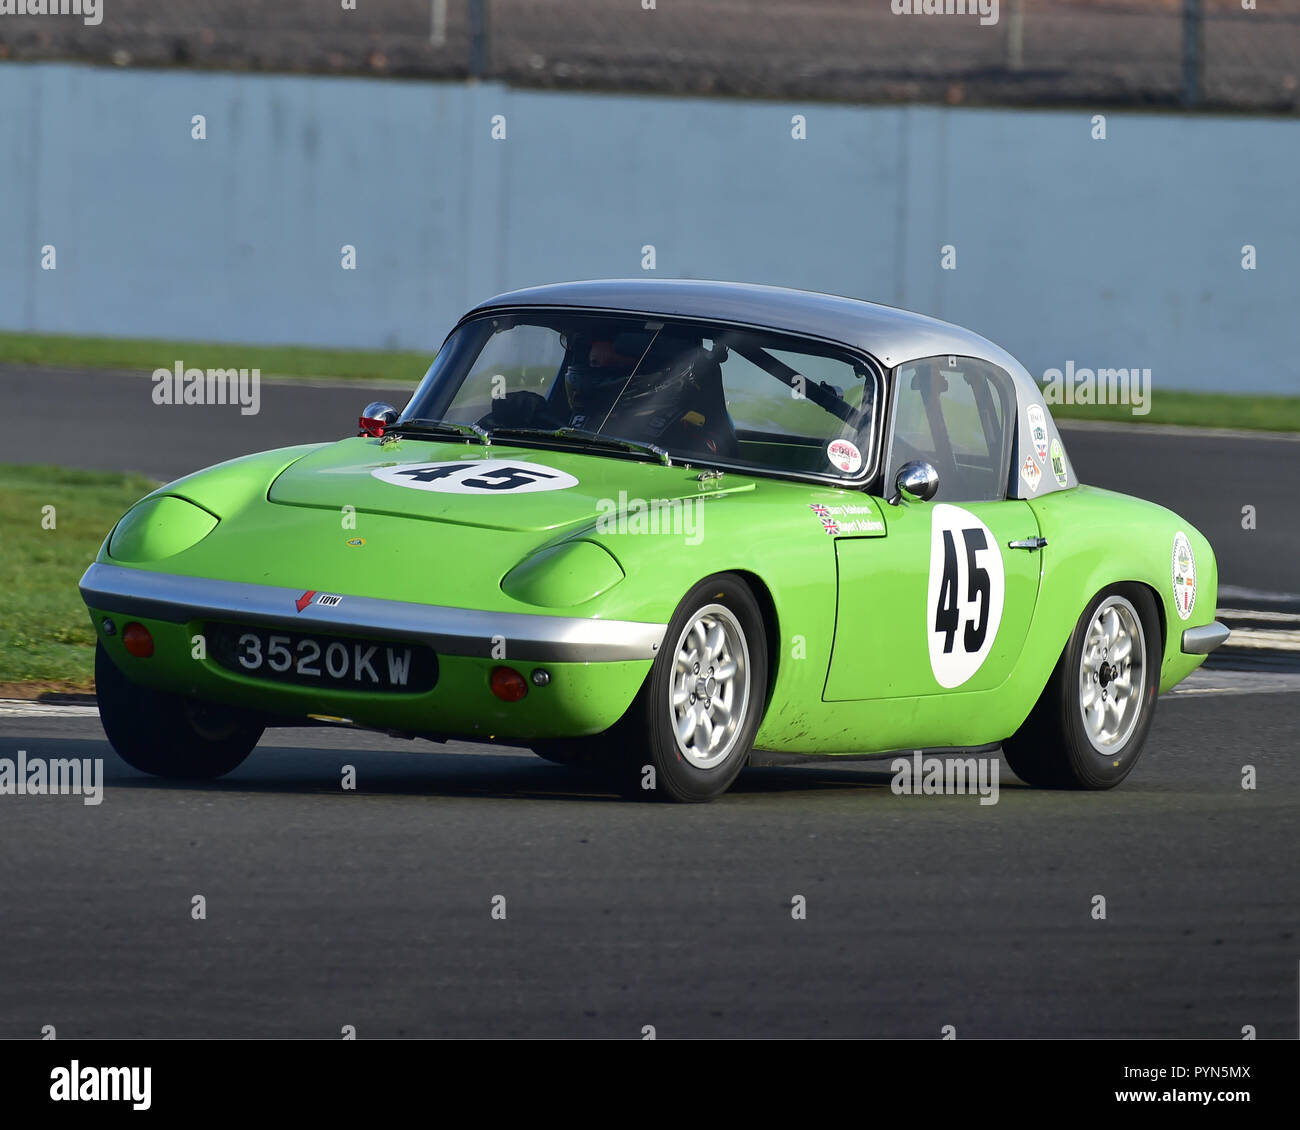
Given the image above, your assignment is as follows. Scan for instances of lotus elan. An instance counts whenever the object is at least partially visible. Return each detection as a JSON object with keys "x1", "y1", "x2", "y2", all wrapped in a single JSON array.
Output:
[{"x1": 82, "y1": 280, "x2": 1228, "y2": 801}]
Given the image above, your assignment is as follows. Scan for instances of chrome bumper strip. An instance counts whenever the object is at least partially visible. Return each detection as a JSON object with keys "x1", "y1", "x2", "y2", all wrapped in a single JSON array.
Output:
[{"x1": 80, "y1": 563, "x2": 665, "y2": 663}]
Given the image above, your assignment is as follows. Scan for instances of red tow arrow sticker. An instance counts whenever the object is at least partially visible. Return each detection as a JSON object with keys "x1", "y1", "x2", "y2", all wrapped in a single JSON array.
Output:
[{"x1": 295, "y1": 590, "x2": 316, "y2": 613}]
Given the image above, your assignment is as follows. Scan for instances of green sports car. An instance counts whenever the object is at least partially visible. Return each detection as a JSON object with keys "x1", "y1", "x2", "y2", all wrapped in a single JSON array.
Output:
[{"x1": 82, "y1": 280, "x2": 1229, "y2": 801}]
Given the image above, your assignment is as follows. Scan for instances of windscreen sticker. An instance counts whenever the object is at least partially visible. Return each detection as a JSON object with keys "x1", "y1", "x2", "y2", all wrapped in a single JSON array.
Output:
[
  {"x1": 1019, "y1": 454, "x2": 1042, "y2": 494},
  {"x1": 1172, "y1": 531, "x2": 1197, "y2": 621},
  {"x1": 826, "y1": 439, "x2": 862, "y2": 474},
  {"x1": 1027, "y1": 404, "x2": 1049, "y2": 464},
  {"x1": 927, "y1": 504, "x2": 1005, "y2": 689},
  {"x1": 1049, "y1": 438, "x2": 1069, "y2": 487},
  {"x1": 372, "y1": 460, "x2": 579, "y2": 494}
]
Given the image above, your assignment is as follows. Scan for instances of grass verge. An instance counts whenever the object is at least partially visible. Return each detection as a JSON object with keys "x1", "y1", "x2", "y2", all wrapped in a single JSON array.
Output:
[
  {"x1": 1045, "y1": 390, "x2": 1300, "y2": 432},
  {"x1": 0, "y1": 464, "x2": 157, "y2": 691},
  {"x1": 0, "y1": 330, "x2": 432, "y2": 384}
]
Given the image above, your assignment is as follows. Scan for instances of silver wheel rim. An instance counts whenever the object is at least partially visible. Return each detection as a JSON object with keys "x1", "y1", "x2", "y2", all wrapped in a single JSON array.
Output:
[
  {"x1": 669, "y1": 603, "x2": 751, "y2": 770},
  {"x1": 1078, "y1": 595, "x2": 1146, "y2": 754}
]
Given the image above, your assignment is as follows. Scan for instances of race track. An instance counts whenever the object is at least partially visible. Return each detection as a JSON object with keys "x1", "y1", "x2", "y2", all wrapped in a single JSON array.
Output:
[
  {"x1": 0, "y1": 364, "x2": 1296, "y2": 1038},
  {"x1": 0, "y1": 673, "x2": 1296, "y2": 1038}
]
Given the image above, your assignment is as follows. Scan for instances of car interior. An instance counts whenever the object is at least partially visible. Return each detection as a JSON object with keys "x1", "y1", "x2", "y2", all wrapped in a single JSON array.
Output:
[{"x1": 886, "y1": 357, "x2": 1015, "y2": 503}]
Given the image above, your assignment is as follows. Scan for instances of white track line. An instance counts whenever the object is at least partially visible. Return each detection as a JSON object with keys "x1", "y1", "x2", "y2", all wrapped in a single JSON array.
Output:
[
  {"x1": 1218, "y1": 608, "x2": 1300, "y2": 624},
  {"x1": 0, "y1": 700, "x2": 99, "y2": 718},
  {"x1": 1166, "y1": 670, "x2": 1300, "y2": 697},
  {"x1": 1219, "y1": 629, "x2": 1300, "y2": 652}
]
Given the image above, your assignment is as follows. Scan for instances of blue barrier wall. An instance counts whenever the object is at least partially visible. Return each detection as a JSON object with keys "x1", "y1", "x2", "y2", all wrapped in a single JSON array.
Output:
[{"x1": 1, "y1": 62, "x2": 1295, "y2": 393}]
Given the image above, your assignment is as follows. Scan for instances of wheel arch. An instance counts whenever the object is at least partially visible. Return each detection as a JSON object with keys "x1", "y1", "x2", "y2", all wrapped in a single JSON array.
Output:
[
  {"x1": 729, "y1": 569, "x2": 780, "y2": 712},
  {"x1": 1119, "y1": 579, "x2": 1167, "y2": 655}
]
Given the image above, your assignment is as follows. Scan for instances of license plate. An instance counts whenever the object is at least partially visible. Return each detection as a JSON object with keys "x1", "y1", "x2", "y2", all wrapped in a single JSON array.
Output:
[{"x1": 206, "y1": 623, "x2": 437, "y2": 693}]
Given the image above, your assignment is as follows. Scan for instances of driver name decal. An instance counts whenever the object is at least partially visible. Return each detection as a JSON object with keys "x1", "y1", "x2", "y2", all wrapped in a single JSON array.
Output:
[
  {"x1": 372, "y1": 460, "x2": 579, "y2": 495},
  {"x1": 927, "y1": 504, "x2": 1005, "y2": 689}
]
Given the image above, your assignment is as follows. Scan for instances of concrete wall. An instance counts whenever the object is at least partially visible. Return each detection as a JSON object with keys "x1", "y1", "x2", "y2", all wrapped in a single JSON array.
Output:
[{"x1": 1, "y1": 62, "x2": 1295, "y2": 393}]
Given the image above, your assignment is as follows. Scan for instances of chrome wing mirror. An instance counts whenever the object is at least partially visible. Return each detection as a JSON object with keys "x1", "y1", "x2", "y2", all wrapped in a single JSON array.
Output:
[
  {"x1": 888, "y1": 460, "x2": 939, "y2": 506},
  {"x1": 359, "y1": 401, "x2": 399, "y2": 437}
]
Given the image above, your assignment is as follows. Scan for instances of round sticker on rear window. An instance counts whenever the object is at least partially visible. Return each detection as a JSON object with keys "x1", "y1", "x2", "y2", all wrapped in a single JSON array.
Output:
[
  {"x1": 372, "y1": 460, "x2": 579, "y2": 494},
  {"x1": 827, "y1": 439, "x2": 862, "y2": 474}
]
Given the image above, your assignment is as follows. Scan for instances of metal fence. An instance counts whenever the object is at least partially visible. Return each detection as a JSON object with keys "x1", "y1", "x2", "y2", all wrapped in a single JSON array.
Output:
[{"x1": 1, "y1": 0, "x2": 1297, "y2": 112}]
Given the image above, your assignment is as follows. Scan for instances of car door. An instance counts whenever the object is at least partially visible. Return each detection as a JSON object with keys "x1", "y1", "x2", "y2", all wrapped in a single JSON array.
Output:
[{"x1": 824, "y1": 356, "x2": 1043, "y2": 701}]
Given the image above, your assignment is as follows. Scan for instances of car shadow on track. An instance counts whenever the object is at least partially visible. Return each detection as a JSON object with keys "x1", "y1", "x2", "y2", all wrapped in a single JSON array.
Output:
[{"x1": 100, "y1": 743, "x2": 1030, "y2": 803}]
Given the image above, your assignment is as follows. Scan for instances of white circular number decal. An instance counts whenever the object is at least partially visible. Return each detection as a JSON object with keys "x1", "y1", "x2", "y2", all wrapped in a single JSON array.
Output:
[
  {"x1": 372, "y1": 460, "x2": 578, "y2": 494},
  {"x1": 926, "y1": 504, "x2": 1005, "y2": 689}
]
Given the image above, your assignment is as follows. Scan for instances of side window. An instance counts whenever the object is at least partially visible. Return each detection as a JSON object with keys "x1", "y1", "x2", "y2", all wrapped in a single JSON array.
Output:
[
  {"x1": 887, "y1": 357, "x2": 1014, "y2": 503},
  {"x1": 717, "y1": 345, "x2": 860, "y2": 438}
]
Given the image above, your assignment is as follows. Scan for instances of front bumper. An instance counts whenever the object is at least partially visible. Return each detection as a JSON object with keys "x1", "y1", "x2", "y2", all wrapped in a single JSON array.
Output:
[
  {"x1": 1181, "y1": 621, "x2": 1230, "y2": 655},
  {"x1": 80, "y1": 563, "x2": 664, "y2": 740},
  {"x1": 81, "y1": 563, "x2": 665, "y2": 662}
]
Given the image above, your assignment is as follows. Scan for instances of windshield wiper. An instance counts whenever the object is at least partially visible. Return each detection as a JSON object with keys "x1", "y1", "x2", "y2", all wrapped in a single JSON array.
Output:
[
  {"x1": 391, "y1": 418, "x2": 490, "y2": 444},
  {"x1": 488, "y1": 425, "x2": 672, "y2": 466}
]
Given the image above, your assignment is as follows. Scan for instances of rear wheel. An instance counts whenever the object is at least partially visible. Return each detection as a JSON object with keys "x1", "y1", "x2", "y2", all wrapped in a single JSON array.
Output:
[
  {"x1": 95, "y1": 643, "x2": 263, "y2": 779},
  {"x1": 1002, "y1": 586, "x2": 1160, "y2": 789},
  {"x1": 616, "y1": 573, "x2": 768, "y2": 803}
]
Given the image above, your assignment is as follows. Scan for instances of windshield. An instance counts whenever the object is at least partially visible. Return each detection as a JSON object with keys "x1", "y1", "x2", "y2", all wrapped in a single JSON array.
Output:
[{"x1": 399, "y1": 312, "x2": 880, "y2": 480}]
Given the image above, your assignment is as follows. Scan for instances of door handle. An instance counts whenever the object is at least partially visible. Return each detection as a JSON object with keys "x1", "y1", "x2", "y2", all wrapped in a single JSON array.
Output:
[{"x1": 1008, "y1": 537, "x2": 1048, "y2": 551}]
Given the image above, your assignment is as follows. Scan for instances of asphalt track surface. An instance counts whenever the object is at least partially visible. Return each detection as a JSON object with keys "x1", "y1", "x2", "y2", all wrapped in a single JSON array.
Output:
[
  {"x1": 0, "y1": 674, "x2": 1297, "y2": 1039},
  {"x1": 0, "y1": 364, "x2": 1297, "y2": 1038}
]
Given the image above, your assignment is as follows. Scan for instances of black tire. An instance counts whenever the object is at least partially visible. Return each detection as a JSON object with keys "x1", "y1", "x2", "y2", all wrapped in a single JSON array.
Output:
[
  {"x1": 95, "y1": 643, "x2": 263, "y2": 779},
  {"x1": 1002, "y1": 585, "x2": 1160, "y2": 789},
  {"x1": 614, "y1": 573, "x2": 769, "y2": 803}
]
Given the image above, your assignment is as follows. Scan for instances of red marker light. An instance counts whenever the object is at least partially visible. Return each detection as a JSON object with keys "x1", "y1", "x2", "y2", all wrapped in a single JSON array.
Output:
[
  {"x1": 489, "y1": 666, "x2": 528, "y2": 702},
  {"x1": 122, "y1": 622, "x2": 154, "y2": 658}
]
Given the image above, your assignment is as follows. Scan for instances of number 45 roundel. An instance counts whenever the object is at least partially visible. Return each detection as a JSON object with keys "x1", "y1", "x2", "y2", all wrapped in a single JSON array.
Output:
[{"x1": 926, "y1": 504, "x2": 1005, "y2": 689}]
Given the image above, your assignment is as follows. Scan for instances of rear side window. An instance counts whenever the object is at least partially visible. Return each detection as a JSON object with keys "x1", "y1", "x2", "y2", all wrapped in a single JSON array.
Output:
[{"x1": 886, "y1": 356, "x2": 1015, "y2": 502}]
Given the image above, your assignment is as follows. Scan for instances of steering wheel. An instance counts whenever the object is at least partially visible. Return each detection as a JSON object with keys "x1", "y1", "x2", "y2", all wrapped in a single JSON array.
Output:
[{"x1": 478, "y1": 390, "x2": 567, "y2": 430}]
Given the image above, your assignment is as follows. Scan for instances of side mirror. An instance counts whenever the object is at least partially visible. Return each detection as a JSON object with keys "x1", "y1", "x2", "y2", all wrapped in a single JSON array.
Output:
[
  {"x1": 359, "y1": 401, "x2": 399, "y2": 437},
  {"x1": 888, "y1": 460, "x2": 939, "y2": 506}
]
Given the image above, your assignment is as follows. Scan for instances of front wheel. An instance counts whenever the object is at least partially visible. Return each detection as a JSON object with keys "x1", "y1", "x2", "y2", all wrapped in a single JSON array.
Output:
[
  {"x1": 1002, "y1": 585, "x2": 1160, "y2": 789},
  {"x1": 618, "y1": 573, "x2": 769, "y2": 803},
  {"x1": 95, "y1": 643, "x2": 263, "y2": 779}
]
